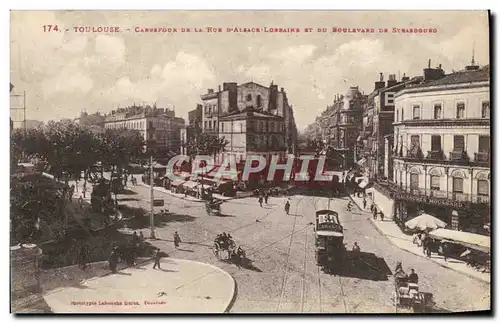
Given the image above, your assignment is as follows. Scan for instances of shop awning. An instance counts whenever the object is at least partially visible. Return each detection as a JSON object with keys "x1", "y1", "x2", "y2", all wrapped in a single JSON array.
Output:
[
  {"x1": 170, "y1": 179, "x2": 185, "y2": 187},
  {"x1": 429, "y1": 228, "x2": 490, "y2": 254},
  {"x1": 181, "y1": 181, "x2": 199, "y2": 189}
]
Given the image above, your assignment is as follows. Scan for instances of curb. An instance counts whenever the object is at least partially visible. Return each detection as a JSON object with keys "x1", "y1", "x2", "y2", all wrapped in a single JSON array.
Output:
[
  {"x1": 42, "y1": 257, "x2": 237, "y2": 313},
  {"x1": 172, "y1": 258, "x2": 237, "y2": 313},
  {"x1": 367, "y1": 218, "x2": 490, "y2": 284},
  {"x1": 347, "y1": 194, "x2": 371, "y2": 214}
]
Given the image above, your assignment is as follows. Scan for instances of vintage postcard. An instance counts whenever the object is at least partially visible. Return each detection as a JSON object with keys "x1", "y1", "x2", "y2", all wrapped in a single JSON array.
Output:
[{"x1": 10, "y1": 10, "x2": 490, "y2": 314}]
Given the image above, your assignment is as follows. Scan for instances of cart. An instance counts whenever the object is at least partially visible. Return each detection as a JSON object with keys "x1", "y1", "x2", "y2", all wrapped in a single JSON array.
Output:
[
  {"x1": 393, "y1": 272, "x2": 432, "y2": 312},
  {"x1": 206, "y1": 198, "x2": 223, "y2": 216}
]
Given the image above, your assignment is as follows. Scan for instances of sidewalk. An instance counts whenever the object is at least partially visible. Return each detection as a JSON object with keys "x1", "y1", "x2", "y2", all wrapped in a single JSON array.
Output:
[
  {"x1": 138, "y1": 182, "x2": 204, "y2": 202},
  {"x1": 349, "y1": 192, "x2": 372, "y2": 213},
  {"x1": 41, "y1": 258, "x2": 236, "y2": 313},
  {"x1": 369, "y1": 218, "x2": 490, "y2": 284},
  {"x1": 349, "y1": 193, "x2": 490, "y2": 283}
]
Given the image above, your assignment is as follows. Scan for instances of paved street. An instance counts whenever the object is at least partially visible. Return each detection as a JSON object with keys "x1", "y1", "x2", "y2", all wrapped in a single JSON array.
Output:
[{"x1": 114, "y1": 184, "x2": 490, "y2": 313}]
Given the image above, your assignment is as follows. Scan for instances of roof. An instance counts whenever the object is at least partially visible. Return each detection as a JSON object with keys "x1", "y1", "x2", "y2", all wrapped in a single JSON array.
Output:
[
  {"x1": 238, "y1": 81, "x2": 269, "y2": 89},
  {"x1": 219, "y1": 109, "x2": 283, "y2": 121},
  {"x1": 409, "y1": 66, "x2": 490, "y2": 89}
]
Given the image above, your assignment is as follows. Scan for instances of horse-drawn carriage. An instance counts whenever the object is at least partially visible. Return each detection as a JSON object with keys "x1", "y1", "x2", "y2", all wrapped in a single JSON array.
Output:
[
  {"x1": 213, "y1": 234, "x2": 250, "y2": 268},
  {"x1": 393, "y1": 265, "x2": 432, "y2": 312},
  {"x1": 205, "y1": 198, "x2": 224, "y2": 216}
]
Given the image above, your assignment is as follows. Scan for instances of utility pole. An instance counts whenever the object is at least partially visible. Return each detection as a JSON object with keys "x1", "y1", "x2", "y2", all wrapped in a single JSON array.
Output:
[{"x1": 149, "y1": 155, "x2": 156, "y2": 239}]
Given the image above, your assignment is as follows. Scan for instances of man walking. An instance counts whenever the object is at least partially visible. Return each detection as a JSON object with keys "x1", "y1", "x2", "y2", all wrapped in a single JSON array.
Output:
[
  {"x1": 174, "y1": 231, "x2": 182, "y2": 249},
  {"x1": 152, "y1": 248, "x2": 162, "y2": 269},
  {"x1": 258, "y1": 195, "x2": 263, "y2": 207},
  {"x1": 264, "y1": 191, "x2": 269, "y2": 204},
  {"x1": 363, "y1": 197, "x2": 367, "y2": 209},
  {"x1": 284, "y1": 199, "x2": 291, "y2": 215}
]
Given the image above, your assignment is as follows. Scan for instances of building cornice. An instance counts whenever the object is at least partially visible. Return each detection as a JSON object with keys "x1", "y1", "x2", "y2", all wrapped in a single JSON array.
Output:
[
  {"x1": 395, "y1": 82, "x2": 489, "y2": 98},
  {"x1": 393, "y1": 118, "x2": 490, "y2": 128}
]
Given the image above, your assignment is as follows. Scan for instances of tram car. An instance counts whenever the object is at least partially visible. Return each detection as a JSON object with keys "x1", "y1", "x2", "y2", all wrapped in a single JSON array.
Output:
[{"x1": 314, "y1": 210, "x2": 345, "y2": 271}]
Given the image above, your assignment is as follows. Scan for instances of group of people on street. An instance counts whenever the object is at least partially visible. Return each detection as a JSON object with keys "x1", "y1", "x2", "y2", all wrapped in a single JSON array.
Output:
[
  {"x1": 257, "y1": 191, "x2": 271, "y2": 207},
  {"x1": 413, "y1": 232, "x2": 452, "y2": 261}
]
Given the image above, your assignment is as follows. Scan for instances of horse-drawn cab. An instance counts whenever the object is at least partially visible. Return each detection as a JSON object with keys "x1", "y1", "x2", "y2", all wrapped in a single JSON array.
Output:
[
  {"x1": 206, "y1": 198, "x2": 223, "y2": 216},
  {"x1": 393, "y1": 264, "x2": 431, "y2": 312}
]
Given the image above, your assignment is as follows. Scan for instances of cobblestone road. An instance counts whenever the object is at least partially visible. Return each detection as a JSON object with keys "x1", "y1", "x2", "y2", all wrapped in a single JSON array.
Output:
[{"x1": 117, "y1": 185, "x2": 490, "y2": 313}]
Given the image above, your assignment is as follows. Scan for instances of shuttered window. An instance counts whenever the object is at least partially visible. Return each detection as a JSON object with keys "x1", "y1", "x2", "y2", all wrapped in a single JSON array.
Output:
[
  {"x1": 477, "y1": 180, "x2": 489, "y2": 196},
  {"x1": 453, "y1": 177, "x2": 463, "y2": 193},
  {"x1": 430, "y1": 176, "x2": 440, "y2": 190}
]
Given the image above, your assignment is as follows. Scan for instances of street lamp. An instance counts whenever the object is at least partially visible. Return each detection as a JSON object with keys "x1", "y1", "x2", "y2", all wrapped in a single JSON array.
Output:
[{"x1": 149, "y1": 155, "x2": 156, "y2": 239}]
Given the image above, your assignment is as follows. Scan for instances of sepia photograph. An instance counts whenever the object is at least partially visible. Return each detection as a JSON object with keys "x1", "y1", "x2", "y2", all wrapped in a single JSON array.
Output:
[{"x1": 9, "y1": 10, "x2": 491, "y2": 314}]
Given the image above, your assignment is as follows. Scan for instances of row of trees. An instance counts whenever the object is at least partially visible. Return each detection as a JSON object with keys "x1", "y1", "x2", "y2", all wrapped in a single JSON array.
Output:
[{"x1": 11, "y1": 120, "x2": 145, "y2": 181}]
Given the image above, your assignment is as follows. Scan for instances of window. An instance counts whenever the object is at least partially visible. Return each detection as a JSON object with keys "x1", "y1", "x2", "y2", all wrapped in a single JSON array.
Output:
[
  {"x1": 453, "y1": 136, "x2": 465, "y2": 152},
  {"x1": 256, "y1": 95, "x2": 262, "y2": 107},
  {"x1": 402, "y1": 108, "x2": 404, "y2": 121},
  {"x1": 478, "y1": 136, "x2": 490, "y2": 153},
  {"x1": 265, "y1": 122, "x2": 269, "y2": 132},
  {"x1": 433, "y1": 104, "x2": 442, "y2": 119},
  {"x1": 430, "y1": 175, "x2": 440, "y2": 190},
  {"x1": 208, "y1": 106, "x2": 212, "y2": 115},
  {"x1": 259, "y1": 122, "x2": 263, "y2": 132},
  {"x1": 477, "y1": 180, "x2": 489, "y2": 196},
  {"x1": 410, "y1": 174, "x2": 419, "y2": 189},
  {"x1": 270, "y1": 122, "x2": 274, "y2": 132},
  {"x1": 452, "y1": 177, "x2": 463, "y2": 193},
  {"x1": 246, "y1": 94, "x2": 252, "y2": 101},
  {"x1": 410, "y1": 135, "x2": 420, "y2": 148},
  {"x1": 456, "y1": 102, "x2": 465, "y2": 119},
  {"x1": 204, "y1": 121, "x2": 208, "y2": 129},
  {"x1": 412, "y1": 105, "x2": 421, "y2": 120},
  {"x1": 396, "y1": 110, "x2": 399, "y2": 122},
  {"x1": 240, "y1": 123, "x2": 243, "y2": 133},
  {"x1": 431, "y1": 135, "x2": 441, "y2": 152},
  {"x1": 481, "y1": 101, "x2": 490, "y2": 118}
]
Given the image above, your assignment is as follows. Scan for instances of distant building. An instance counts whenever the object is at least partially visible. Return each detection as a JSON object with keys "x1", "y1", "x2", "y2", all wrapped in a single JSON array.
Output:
[
  {"x1": 186, "y1": 104, "x2": 203, "y2": 143},
  {"x1": 323, "y1": 87, "x2": 366, "y2": 169},
  {"x1": 380, "y1": 61, "x2": 490, "y2": 234},
  {"x1": 104, "y1": 104, "x2": 185, "y2": 156},
  {"x1": 75, "y1": 111, "x2": 106, "y2": 127},
  {"x1": 200, "y1": 81, "x2": 298, "y2": 164}
]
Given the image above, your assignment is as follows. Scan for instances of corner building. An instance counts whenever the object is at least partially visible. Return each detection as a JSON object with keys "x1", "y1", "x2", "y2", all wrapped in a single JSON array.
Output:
[{"x1": 389, "y1": 63, "x2": 490, "y2": 234}]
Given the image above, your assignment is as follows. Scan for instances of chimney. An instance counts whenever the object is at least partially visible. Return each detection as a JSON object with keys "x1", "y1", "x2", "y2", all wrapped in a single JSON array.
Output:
[
  {"x1": 207, "y1": 88, "x2": 214, "y2": 94},
  {"x1": 401, "y1": 73, "x2": 410, "y2": 82},
  {"x1": 424, "y1": 62, "x2": 445, "y2": 82},
  {"x1": 387, "y1": 74, "x2": 398, "y2": 88},
  {"x1": 374, "y1": 72, "x2": 385, "y2": 90},
  {"x1": 281, "y1": 87, "x2": 284, "y2": 92},
  {"x1": 218, "y1": 85, "x2": 221, "y2": 92},
  {"x1": 428, "y1": 59, "x2": 431, "y2": 68}
]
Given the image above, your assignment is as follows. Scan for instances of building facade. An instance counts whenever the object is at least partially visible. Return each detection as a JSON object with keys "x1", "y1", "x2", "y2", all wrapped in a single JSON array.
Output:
[
  {"x1": 360, "y1": 73, "x2": 422, "y2": 179},
  {"x1": 387, "y1": 63, "x2": 490, "y2": 234},
  {"x1": 200, "y1": 81, "x2": 298, "y2": 164},
  {"x1": 186, "y1": 104, "x2": 203, "y2": 143},
  {"x1": 75, "y1": 111, "x2": 106, "y2": 127},
  {"x1": 324, "y1": 87, "x2": 366, "y2": 169},
  {"x1": 104, "y1": 104, "x2": 185, "y2": 156}
]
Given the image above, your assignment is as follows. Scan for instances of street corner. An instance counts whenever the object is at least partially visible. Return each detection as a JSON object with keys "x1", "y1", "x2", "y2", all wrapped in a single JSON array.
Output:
[{"x1": 42, "y1": 258, "x2": 236, "y2": 313}]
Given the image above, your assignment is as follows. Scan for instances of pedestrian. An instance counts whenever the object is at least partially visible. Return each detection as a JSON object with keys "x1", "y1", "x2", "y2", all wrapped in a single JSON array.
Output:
[
  {"x1": 440, "y1": 242, "x2": 450, "y2": 262},
  {"x1": 108, "y1": 247, "x2": 119, "y2": 273},
  {"x1": 139, "y1": 231, "x2": 145, "y2": 245},
  {"x1": 284, "y1": 199, "x2": 291, "y2": 215},
  {"x1": 174, "y1": 231, "x2": 181, "y2": 249},
  {"x1": 363, "y1": 197, "x2": 367, "y2": 209},
  {"x1": 152, "y1": 248, "x2": 162, "y2": 269},
  {"x1": 380, "y1": 212, "x2": 385, "y2": 222},
  {"x1": 78, "y1": 195, "x2": 84, "y2": 209},
  {"x1": 258, "y1": 195, "x2": 263, "y2": 207},
  {"x1": 372, "y1": 207, "x2": 378, "y2": 220},
  {"x1": 82, "y1": 186, "x2": 87, "y2": 199}
]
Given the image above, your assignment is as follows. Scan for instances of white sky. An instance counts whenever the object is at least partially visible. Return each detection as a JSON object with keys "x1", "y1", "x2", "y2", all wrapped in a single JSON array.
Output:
[{"x1": 10, "y1": 10, "x2": 490, "y2": 130}]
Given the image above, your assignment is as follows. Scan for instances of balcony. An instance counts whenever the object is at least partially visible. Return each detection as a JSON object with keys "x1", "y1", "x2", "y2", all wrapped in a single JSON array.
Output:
[
  {"x1": 475, "y1": 152, "x2": 490, "y2": 164},
  {"x1": 426, "y1": 150, "x2": 445, "y2": 161},
  {"x1": 374, "y1": 180, "x2": 490, "y2": 208},
  {"x1": 449, "y1": 151, "x2": 469, "y2": 162}
]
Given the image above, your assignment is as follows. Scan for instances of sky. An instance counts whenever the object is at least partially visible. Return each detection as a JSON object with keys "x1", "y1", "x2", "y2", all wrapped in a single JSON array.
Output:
[{"x1": 10, "y1": 10, "x2": 490, "y2": 130}]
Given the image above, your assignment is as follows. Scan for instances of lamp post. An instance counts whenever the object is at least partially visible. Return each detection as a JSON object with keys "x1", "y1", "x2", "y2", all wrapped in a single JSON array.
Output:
[{"x1": 149, "y1": 155, "x2": 156, "y2": 239}]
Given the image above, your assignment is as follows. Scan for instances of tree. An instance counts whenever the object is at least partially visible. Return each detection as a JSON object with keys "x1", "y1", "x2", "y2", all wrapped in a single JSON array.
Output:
[{"x1": 182, "y1": 133, "x2": 229, "y2": 162}]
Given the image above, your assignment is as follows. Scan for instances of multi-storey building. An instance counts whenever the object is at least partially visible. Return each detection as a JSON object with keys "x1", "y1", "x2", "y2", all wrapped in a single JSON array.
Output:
[
  {"x1": 186, "y1": 104, "x2": 203, "y2": 143},
  {"x1": 379, "y1": 61, "x2": 490, "y2": 234},
  {"x1": 360, "y1": 73, "x2": 423, "y2": 179},
  {"x1": 326, "y1": 87, "x2": 366, "y2": 169},
  {"x1": 200, "y1": 81, "x2": 298, "y2": 162},
  {"x1": 198, "y1": 81, "x2": 298, "y2": 186},
  {"x1": 75, "y1": 111, "x2": 106, "y2": 128},
  {"x1": 104, "y1": 104, "x2": 185, "y2": 156}
]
